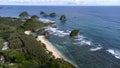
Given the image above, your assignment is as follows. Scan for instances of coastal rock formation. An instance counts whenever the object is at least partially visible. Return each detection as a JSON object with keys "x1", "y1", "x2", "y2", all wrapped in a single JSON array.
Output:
[
  {"x1": 40, "y1": 11, "x2": 56, "y2": 17},
  {"x1": 60, "y1": 15, "x2": 66, "y2": 21},
  {"x1": 43, "y1": 31, "x2": 50, "y2": 36},
  {"x1": 40, "y1": 11, "x2": 49, "y2": 17},
  {"x1": 19, "y1": 11, "x2": 29, "y2": 19},
  {"x1": 70, "y1": 29, "x2": 80, "y2": 37},
  {"x1": 49, "y1": 12, "x2": 56, "y2": 17}
]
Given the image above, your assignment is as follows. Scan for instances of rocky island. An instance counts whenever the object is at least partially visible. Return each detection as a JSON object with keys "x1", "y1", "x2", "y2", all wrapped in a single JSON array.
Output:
[
  {"x1": 70, "y1": 29, "x2": 80, "y2": 37},
  {"x1": 60, "y1": 14, "x2": 66, "y2": 21}
]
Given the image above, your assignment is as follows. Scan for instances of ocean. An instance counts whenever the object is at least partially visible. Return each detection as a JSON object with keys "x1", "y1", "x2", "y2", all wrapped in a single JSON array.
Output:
[{"x1": 0, "y1": 5, "x2": 120, "y2": 68}]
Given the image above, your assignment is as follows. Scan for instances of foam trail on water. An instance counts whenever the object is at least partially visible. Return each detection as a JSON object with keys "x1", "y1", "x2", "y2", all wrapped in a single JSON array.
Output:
[
  {"x1": 81, "y1": 40, "x2": 91, "y2": 45},
  {"x1": 73, "y1": 35, "x2": 92, "y2": 46},
  {"x1": 74, "y1": 35, "x2": 103, "y2": 51},
  {"x1": 74, "y1": 35, "x2": 85, "y2": 41},
  {"x1": 107, "y1": 49, "x2": 120, "y2": 59},
  {"x1": 90, "y1": 45, "x2": 103, "y2": 51}
]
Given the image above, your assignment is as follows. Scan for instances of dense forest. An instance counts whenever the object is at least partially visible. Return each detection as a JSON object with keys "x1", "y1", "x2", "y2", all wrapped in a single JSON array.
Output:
[{"x1": 0, "y1": 12, "x2": 75, "y2": 68}]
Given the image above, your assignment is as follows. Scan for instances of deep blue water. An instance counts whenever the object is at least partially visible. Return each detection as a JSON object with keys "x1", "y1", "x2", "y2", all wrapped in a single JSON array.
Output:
[{"x1": 0, "y1": 5, "x2": 120, "y2": 68}]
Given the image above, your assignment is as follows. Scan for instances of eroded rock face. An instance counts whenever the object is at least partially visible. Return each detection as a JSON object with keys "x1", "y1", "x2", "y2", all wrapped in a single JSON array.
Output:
[{"x1": 60, "y1": 15, "x2": 66, "y2": 21}]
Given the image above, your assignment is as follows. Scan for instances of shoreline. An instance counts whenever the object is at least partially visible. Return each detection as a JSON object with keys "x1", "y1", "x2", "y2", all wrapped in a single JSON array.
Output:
[
  {"x1": 36, "y1": 35, "x2": 76, "y2": 67},
  {"x1": 36, "y1": 35, "x2": 64, "y2": 58}
]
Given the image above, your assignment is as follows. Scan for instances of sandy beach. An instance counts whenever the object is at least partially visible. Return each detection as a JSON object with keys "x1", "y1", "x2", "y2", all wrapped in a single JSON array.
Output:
[{"x1": 36, "y1": 35, "x2": 63, "y2": 58}]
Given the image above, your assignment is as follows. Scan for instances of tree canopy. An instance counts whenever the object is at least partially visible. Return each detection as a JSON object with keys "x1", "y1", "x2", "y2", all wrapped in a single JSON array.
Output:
[
  {"x1": 0, "y1": 24, "x2": 16, "y2": 39},
  {"x1": 22, "y1": 19, "x2": 45, "y2": 30}
]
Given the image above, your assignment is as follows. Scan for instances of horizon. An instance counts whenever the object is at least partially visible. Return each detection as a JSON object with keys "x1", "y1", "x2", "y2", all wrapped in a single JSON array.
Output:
[{"x1": 0, "y1": 0, "x2": 120, "y2": 6}]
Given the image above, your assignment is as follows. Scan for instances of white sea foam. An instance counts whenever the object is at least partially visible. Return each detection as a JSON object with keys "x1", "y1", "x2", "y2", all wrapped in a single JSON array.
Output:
[
  {"x1": 39, "y1": 18, "x2": 55, "y2": 23},
  {"x1": 79, "y1": 40, "x2": 90, "y2": 45},
  {"x1": 45, "y1": 27, "x2": 70, "y2": 37},
  {"x1": 74, "y1": 35, "x2": 92, "y2": 46},
  {"x1": 107, "y1": 49, "x2": 120, "y2": 59},
  {"x1": 82, "y1": 40, "x2": 91, "y2": 45},
  {"x1": 45, "y1": 27, "x2": 99, "y2": 48},
  {"x1": 90, "y1": 46, "x2": 103, "y2": 51},
  {"x1": 74, "y1": 35, "x2": 85, "y2": 41}
]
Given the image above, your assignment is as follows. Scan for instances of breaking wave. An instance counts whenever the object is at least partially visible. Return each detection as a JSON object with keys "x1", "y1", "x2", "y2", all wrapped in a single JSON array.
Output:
[
  {"x1": 73, "y1": 35, "x2": 92, "y2": 46},
  {"x1": 45, "y1": 27, "x2": 103, "y2": 51},
  {"x1": 39, "y1": 18, "x2": 55, "y2": 23},
  {"x1": 107, "y1": 49, "x2": 120, "y2": 59},
  {"x1": 45, "y1": 27, "x2": 70, "y2": 37},
  {"x1": 74, "y1": 35, "x2": 103, "y2": 51},
  {"x1": 90, "y1": 45, "x2": 103, "y2": 51}
]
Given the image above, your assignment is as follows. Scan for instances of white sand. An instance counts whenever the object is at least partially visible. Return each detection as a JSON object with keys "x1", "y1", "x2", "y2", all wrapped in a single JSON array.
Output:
[
  {"x1": 24, "y1": 31, "x2": 31, "y2": 35},
  {"x1": 37, "y1": 35, "x2": 63, "y2": 58}
]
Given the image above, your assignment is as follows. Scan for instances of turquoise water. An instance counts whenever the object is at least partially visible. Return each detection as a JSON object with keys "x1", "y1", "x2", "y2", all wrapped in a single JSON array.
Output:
[{"x1": 0, "y1": 6, "x2": 120, "y2": 68}]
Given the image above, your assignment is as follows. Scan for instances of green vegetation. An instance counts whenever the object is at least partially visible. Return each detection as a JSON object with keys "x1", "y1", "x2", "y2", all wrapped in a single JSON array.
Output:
[
  {"x1": 42, "y1": 58, "x2": 75, "y2": 68},
  {"x1": 0, "y1": 38, "x2": 4, "y2": 50},
  {"x1": 5, "y1": 49, "x2": 25, "y2": 63},
  {"x1": 70, "y1": 29, "x2": 80, "y2": 37},
  {"x1": 0, "y1": 24, "x2": 16, "y2": 39},
  {"x1": 22, "y1": 18, "x2": 45, "y2": 30},
  {"x1": 21, "y1": 15, "x2": 55, "y2": 31},
  {"x1": 0, "y1": 17, "x2": 24, "y2": 27},
  {"x1": 31, "y1": 15, "x2": 39, "y2": 21},
  {"x1": 9, "y1": 32, "x2": 23, "y2": 49},
  {"x1": 0, "y1": 11, "x2": 75, "y2": 68},
  {"x1": 19, "y1": 11, "x2": 29, "y2": 19}
]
